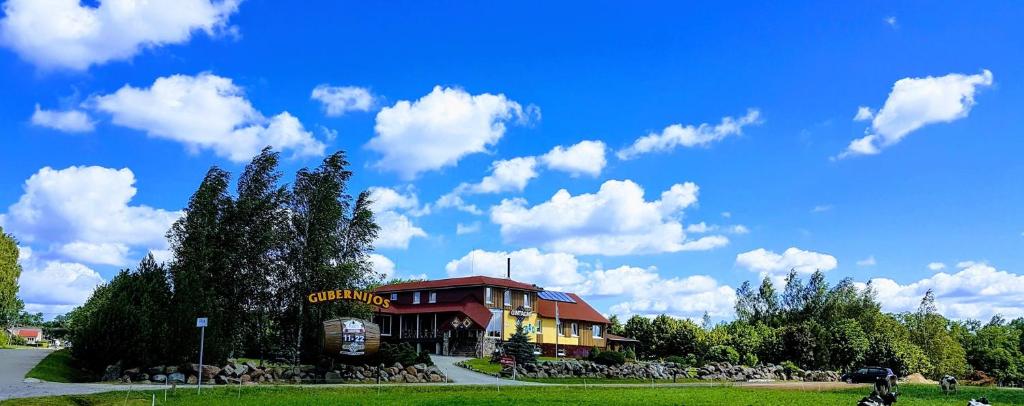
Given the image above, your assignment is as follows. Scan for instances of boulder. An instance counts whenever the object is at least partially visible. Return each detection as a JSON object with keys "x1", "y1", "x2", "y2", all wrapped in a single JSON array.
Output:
[
  {"x1": 186, "y1": 375, "x2": 198, "y2": 384},
  {"x1": 151, "y1": 374, "x2": 167, "y2": 383},
  {"x1": 147, "y1": 366, "x2": 165, "y2": 376},
  {"x1": 168, "y1": 372, "x2": 186, "y2": 383},
  {"x1": 325, "y1": 371, "x2": 342, "y2": 382},
  {"x1": 102, "y1": 364, "x2": 122, "y2": 382},
  {"x1": 165, "y1": 366, "x2": 178, "y2": 374},
  {"x1": 240, "y1": 374, "x2": 251, "y2": 384}
]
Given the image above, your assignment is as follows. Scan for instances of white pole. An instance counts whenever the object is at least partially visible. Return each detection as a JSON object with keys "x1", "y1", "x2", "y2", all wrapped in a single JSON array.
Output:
[
  {"x1": 197, "y1": 325, "x2": 205, "y2": 394},
  {"x1": 554, "y1": 302, "x2": 559, "y2": 360}
]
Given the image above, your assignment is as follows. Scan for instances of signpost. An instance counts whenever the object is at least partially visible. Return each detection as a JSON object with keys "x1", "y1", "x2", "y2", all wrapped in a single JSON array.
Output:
[{"x1": 196, "y1": 317, "x2": 208, "y2": 394}]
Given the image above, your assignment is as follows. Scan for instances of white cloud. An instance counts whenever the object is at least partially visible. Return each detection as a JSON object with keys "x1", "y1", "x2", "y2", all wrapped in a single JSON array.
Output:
[
  {"x1": 721, "y1": 211, "x2": 732, "y2": 218},
  {"x1": 18, "y1": 260, "x2": 104, "y2": 316},
  {"x1": 686, "y1": 222, "x2": 715, "y2": 233},
  {"x1": 0, "y1": 0, "x2": 241, "y2": 71},
  {"x1": 811, "y1": 204, "x2": 834, "y2": 213},
  {"x1": 0, "y1": 166, "x2": 181, "y2": 265},
  {"x1": 368, "y1": 253, "x2": 396, "y2": 280},
  {"x1": 456, "y1": 222, "x2": 480, "y2": 235},
  {"x1": 736, "y1": 247, "x2": 838, "y2": 277},
  {"x1": 30, "y1": 104, "x2": 94, "y2": 133},
  {"x1": 857, "y1": 255, "x2": 877, "y2": 266},
  {"x1": 540, "y1": 140, "x2": 607, "y2": 177},
  {"x1": 366, "y1": 187, "x2": 427, "y2": 249},
  {"x1": 310, "y1": 85, "x2": 375, "y2": 117},
  {"x1": 58, "y1": 241, "x2": 129, "y2": 266},
  {"x1": 864, "y1": 261, "x2": 1024, "y2": 320},
  {"x1": 729, "y1": 225, "x2": 750, "y2": 235},
  {"x1": 839, "y1": 70, "x2": 993, "y2": 158},
  {"x1": 432, "y1": 193, "x2": 482, "y2": 215},
  {"x1": 462, "y1": 157, "x2": 539, "y2": 194},
  {"x1": 928, "y1": 262, "x2": 947, "y2": 271},
  {"x1": 490, "y1": 179, "x2": 727, "y2": 256},
  {"x1": 93, "y1": 72, "x2": 325, "y2": 162},
  {"x1": 602, "y1": 268, "x2": 737, "y2": 319},
  {"x1": 854, "y1": 106, "x2": 874, "y2": 121},
  {"x1": 446, "y1": 248, "x2": 586, "y2": 289},
  {"x1": 884, "y1": 16, "x2": 898, "y2": 28},
  {"x1": 617, "y1": 109, "x2": 761, "y2": 160},
  {"x1": 368, "y1": 86, "x2": 537, "y2": 179}
]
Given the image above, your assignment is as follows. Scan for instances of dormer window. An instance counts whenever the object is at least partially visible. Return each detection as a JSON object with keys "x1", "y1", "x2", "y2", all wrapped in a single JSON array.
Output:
[
  {"x1": 523, "y1": 293, "x2": 530, "y2": 308},
  {"x1": 413, "y1": 291, "x2": 421, "y2": 304},
  {"x1": 390, "y1": 293, "x2": 398, "y2": 301},
  {"x1": 485, "y1": 287, "x2": 493, "y2": 304},
  {"x1": 503, "y1": 289, "x2": 511, "y2": 306},
  {"x1": 429, "y1": 291, "x2": 437, "y2": 303}
]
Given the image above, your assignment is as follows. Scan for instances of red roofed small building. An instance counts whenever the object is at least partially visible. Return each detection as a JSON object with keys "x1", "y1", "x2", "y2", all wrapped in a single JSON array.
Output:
[
  {"x1": 373, "y1": 276, "x2": 609, "y2": 358},
  {"x1": 9, "y1": 327, "x2": 43, "y2": 345}
]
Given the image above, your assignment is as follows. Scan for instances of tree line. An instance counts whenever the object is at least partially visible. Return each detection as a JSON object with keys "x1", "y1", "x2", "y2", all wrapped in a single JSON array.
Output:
[
  {"x1": 610, "y1": 270, "x2": 1024, "y2": 385},
  {"x1": 63, "y1": 147, "x2": 381, "y2": 372}
]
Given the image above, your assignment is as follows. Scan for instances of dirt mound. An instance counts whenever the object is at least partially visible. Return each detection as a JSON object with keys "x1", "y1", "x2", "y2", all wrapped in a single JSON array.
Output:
[{"x1": 903, "y1": 373, "x2": 935, "y2": 384}]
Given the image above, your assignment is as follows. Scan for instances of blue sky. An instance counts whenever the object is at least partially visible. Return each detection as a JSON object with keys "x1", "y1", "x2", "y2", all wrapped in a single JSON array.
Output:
[{"x1": 2, "y1": 1, "x2": 1023, "y2": 321}]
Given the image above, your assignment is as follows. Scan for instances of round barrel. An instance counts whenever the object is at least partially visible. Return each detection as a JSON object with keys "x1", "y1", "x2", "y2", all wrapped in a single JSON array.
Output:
[{"x1": 323, "y1": 318, "x2": 380, "y2": 357}]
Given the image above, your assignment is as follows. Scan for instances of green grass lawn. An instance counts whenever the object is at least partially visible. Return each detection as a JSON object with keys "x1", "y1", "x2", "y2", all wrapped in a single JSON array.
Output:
[
  {"x1": 24, "y1": 349, "x2": 94, "y2": 383},
  {"x1": 2, "y1": 384, "x2": 1021, "y2": 406}
]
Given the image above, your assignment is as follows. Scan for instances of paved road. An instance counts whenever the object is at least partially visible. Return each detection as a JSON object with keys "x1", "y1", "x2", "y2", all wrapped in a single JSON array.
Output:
[
  {"x1": 430, "y1": 355, "x2": 538, "y2": 385},
  {"x1": 0, "y1": 348, "x2": 171, "y2": 401}
]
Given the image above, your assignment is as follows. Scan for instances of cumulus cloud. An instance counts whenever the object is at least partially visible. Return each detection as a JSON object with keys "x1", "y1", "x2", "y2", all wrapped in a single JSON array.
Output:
[
  {"x1": 368, "y1": 86, "x2": 537, "y2": 179},
  {"x1": 0, "y1": 166, "x2": 181, "y2": 266},
  {"x1": 446, "y1": 248, "x2": 586, "y2": 289},
  {"x1": 864, "y1": 261, "x2": 1024, "y2": 320},
  {"x1": 736, "y1": 247, "x2": 838, "y2": 278},
  {"x1": 367, "y1": 187, "x2": 427, "y2": 249},
  {"x1": 456, "y1": 222, "x2": 481, "y2": 235},
  {"x1": 490, "y1": 179, "x2": 727, "y2": 256},
  {"x1": 368, "y1": 253, "x2": 396, "y2": 280},
  {"x1": 93, "y1": 72, "x2": 325, "y2": 162},
  {"x1": 617, "y1": 109, "x2": 761, "y2": 160},
  {"x1": 928, "y1": 262, "x2": 947, "y2": 271},
  {"x1": 447, "y1": 248, "x2": 735, "y2": 319},
  {"x1": 18, "y1": 259, "x2": 104, "y2": 316},
  {"x1": 857, "y1": 255, "x2": 877, "y2": 266},
  {"x1": 540, "y1": 140, "x2": 607, "y2": 177},
  {"x1": 461, "y1": 157, "x2": 539, "y2": 194},
  {"x1": 310, "y1": 85, "x2": 376, "y2": 117},
  {"x1": 0, "y1": 0, "x2": 241, "y2": 71},
  {"x1": 30, "y1": 104, "x2": 94, "y2": 133},
  {"x1": 838, "y1": 70, "x2": 993, "y2": 158},
  {"x1": 854, "y1": 106, "x2": 874, "y2": 121}
]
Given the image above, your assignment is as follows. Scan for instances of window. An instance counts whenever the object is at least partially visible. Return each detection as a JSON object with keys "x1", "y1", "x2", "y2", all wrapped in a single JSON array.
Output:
[
  {"x1": 571, "y1": 322, "x2": 579, "y2": 337},
  {"x1": 557, "y1": 320, "x2": 563, "y2": 336},
  {"x1": 503, "y1": 289, "x2": 511, "y2": 306},
  {"x1": 535, "y1": 319, "x2": 542, "y2": 334},
  {"x1": 429, "y1": 291, "x2": 437, "y2": 303},
  {"x1": 592, "y1": 325, "x2": 602, "y2": 338},
  {"x1": 485, "y1": 287, "x2": 492, "y2": 304},
  {"x1": 390, "y1": 293, "x2": 397, "y2": 301},
  {"x1": 485, "y1": 309, "x2": 503, "y2": 338},
  {"x1": 413, "y1": 291, "x2": 421, "y2": 304},
  {"x1": 375, "y1": 315, "x2": 392, "y2": 336},
  {"x1": 523, "y1": 293, "x2": 530, "y2": 308}
]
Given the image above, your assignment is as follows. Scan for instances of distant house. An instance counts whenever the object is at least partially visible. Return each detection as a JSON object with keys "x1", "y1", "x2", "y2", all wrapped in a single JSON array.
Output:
[{"x1": 9, "y1": 327, "x2": 43, "y2": 345}]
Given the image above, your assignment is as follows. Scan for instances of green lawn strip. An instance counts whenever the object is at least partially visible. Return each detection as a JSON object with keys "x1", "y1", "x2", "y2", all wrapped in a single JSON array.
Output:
[
  {"x1": 2, "y1": 384, "x2": 1021, "y2": 406},
  {"x1": 23, "y1": 349, "x2": 94, "y2": 383}
]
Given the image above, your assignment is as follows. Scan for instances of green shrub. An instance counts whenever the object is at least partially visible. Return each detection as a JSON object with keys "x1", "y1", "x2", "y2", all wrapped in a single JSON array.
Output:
[
  {"x1": 781, "y1": 360, "x2": 802, "y2": 376},
  {"x1": 707, "y1": 345, "x2": 740, "y2": 364},
  {"x1": 623, "y1": 347, "x2": 637, "y2": 361},
  {"x1": 741, "y1": 352, "x2": 759, "y2": 366},
  {"x1": 593, "y1": 350, "x2": 626, "y2": 366},
  {"x1": 379, "y1": 342, "x2": 418, "y2": 366},
  {"x1": 588, "y1": 347, "x2": 602, "y2": 361},
  {"x1": 665, "y1": 355, "x2": 688, "y2": 365},
  {"x1": 10, "y1": 334, "x2": 27, "y2": 346},
  {"x1": 415, "y1": 350, "x2": 433, "y2": 366},
  {"x1": 0, "y1": 332, "x2": 8, "y2": 348}
]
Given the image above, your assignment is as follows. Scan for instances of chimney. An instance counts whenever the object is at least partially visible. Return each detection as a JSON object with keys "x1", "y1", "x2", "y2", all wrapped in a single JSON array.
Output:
[{"x1": 507, "y1": 257, "x2": 511, "y2": 279}]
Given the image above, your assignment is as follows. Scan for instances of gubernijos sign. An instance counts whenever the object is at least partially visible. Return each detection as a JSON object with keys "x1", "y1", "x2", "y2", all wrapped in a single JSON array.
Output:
[{"x1": 307, "y1": 289, "x2": 391, "y2": 308}]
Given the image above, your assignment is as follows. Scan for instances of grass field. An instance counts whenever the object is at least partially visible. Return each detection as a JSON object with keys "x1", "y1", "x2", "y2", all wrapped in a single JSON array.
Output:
[
  {"x1": 2, "y1": 384, "x2": 1022, "y2": 405},
  {"x1": 24, "y1": 349, "x2": 94, "y2": 383}
]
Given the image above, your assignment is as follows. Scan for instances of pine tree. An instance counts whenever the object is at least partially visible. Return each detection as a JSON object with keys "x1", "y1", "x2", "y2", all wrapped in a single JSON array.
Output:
[{"x1": 504, "y1": 324, "x2": 536, "y2": 364}]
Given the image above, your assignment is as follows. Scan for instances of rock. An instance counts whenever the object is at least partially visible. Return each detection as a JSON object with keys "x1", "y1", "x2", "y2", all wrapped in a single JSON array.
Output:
[
  {"x1": 165, "y1": 366, "x2": 178, "y2": 374},
  {"x1": 140, "y1": 373, "x2": 150, "y2": 382},
  {"x1": 168, "y1": 372, "x2": 185, "y2": 383},
  {"x1": 222, "y1": 365, "x2": 236, "y2": 377},
  {"x1": 123, "y1": 367, "x2": 141, "y2": 380},
  {"x1": 151, "y1": 374, "x2": 167, "y2": 383},
  {"x1": 147, "y1": 366, "x2": 165, "y2": 376},
  {"x1": 429, "y1": 373, "x2": 443, "y2": 382},
  {"x1": 215, "y1": 375, "x2": 229, "y2": 385},
  {"x1": 413, "y1": 363, "x2": 427, "y2": 372},
  {"x1": 240, "y1": 374, "x2": 251, "y2": 384},
  {"x1": 249, "y1": 368, "x2": 264, "y2": 380},
  {"x1": 186, "y1": 375, "x2": 198, "y2": 384},
  {"x1": 102, "y1": 364, "x2": 122, "y2": 382},
  {"x1": 325, "y1": 371, "x2": 342, "y2": 382},
  {"x1": 393, "y1": 362, "x2": 403, "y2": 369},
  {"x1": 405, "y1": 366, "x2": 417, "y2": 375}
]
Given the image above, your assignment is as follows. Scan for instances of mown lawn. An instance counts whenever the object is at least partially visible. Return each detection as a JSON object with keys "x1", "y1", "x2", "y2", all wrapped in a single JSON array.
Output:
[
  {"x1": 4, "y1": 384, "x2": 1020, "y2": 406},
  {"x1": 23, "y1": 349, "x2": 94, "y2": 383}
]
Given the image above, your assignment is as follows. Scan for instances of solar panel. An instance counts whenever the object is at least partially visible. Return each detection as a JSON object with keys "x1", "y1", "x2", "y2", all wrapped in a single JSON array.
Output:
[{"x1": 538, "y1": 291, "x2": 576, "y2": 303}]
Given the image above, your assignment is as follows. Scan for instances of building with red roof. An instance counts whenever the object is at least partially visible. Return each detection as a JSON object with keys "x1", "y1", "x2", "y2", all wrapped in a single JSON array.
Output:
[{"x1": 372, "y1": 275, "x2": 609, "y2": 358}]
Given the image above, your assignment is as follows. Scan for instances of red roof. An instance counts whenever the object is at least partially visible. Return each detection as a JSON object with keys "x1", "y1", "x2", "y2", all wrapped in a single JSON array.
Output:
[
  {"x1": 14, "y1": 328, "x2": 42, "y2": 338},
  {"x1": 377, "y1": 301, "x2": 494, "y2": 329},
  {"x1": 537, "y1": 293, "x2": 610, "y2": 325},
  {"x1": 606, "y1": 333, "x2": 640, "y2": 342},
  {"x1": 375, "y1": 276, "x2": 541, "y2": 293}
]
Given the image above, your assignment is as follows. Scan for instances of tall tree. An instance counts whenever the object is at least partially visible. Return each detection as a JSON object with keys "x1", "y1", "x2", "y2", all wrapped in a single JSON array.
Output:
[
  {"x1": 0, "y1": 227, "x2": 23, "y2": 328},
  {"x1": 168, "y1": 167, "x2": 236, "y2": 364}
]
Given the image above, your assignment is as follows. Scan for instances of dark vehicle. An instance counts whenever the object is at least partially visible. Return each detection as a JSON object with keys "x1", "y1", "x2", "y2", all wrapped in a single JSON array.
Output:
[{"x1": 842, "y1": 367, "x2": 896, "y2": 384}]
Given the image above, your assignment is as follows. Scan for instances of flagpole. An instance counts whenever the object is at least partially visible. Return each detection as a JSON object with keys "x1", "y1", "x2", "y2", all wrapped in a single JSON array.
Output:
[{"x1": 555, "y1": 301, "x2": 559, "y2": 360}]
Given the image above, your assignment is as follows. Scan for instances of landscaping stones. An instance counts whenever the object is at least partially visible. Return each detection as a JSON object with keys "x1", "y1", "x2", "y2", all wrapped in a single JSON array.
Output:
[
  {"x1": 121, "y1": 361, "x2": 444, "y2": 385},
  {"x1": 501, "y1": 360, "x2": 840, "y2": 382}
]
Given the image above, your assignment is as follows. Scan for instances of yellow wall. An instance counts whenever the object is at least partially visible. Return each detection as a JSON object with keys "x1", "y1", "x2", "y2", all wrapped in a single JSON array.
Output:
[
  {"x1": 501, "y1": 309, "x2": 540, "y2": 342},
  {"x1": 535, "y1": 316, "x2": 579, "y2": 346}
]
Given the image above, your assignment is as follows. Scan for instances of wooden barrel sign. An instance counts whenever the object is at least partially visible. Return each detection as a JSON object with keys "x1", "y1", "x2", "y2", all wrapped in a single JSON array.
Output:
[{"x1": 323, "y1": 318, "x2": 380, "y2": 357}]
